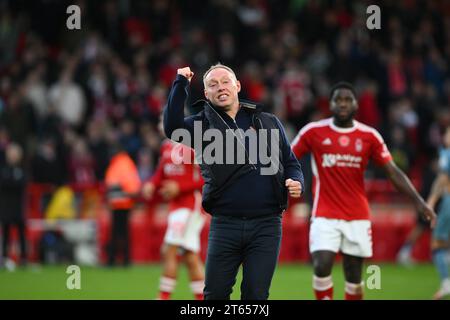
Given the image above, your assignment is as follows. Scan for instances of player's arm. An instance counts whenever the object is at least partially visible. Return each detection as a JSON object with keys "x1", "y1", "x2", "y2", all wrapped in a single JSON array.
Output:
[
  {"x1": 142, "y1": 151, "x2": 165, "y2": 200},
  {"x1": 163, "y1": 67, "x2": 195, "y2": 144},
  {"x1": 426, "y1": 172, "x2": 449, "y2": 210},
  {"x1": 161, "y1": 171, "x2": 204, "y2": 200},
  {"x1": 176, "y1": 175, "x2": 204, "y2": 194},
  {"x1": 382, "y1": 160, "x2": 437, "y2": 227},
  {"x1": 291, "y1": 126, "x2": 311, "y2": 160}
]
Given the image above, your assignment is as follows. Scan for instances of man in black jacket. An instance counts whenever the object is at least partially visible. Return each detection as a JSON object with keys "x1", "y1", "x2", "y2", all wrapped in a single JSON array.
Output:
[
  {"x1": 163, "y1": 64, "x2": 304, "y2": 300},
  {"x1": 0, "y1": 143, "x2": 27, "y2": 267}
]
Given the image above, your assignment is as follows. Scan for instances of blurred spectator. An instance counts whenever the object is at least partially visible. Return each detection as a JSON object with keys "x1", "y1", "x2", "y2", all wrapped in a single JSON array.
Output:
[
  {"x1": 48, "y1": 68, "x2": 86, "y2": 129},
  {"x1": 31, "y1": 137, "x2": 66, "y2": 186},
  {"x1": 183, "y1": 27, "x2": 213, "y2": 71},
  {"x1": 146, "y1": 83, "x2": 167, "y2": 123},
  {"x1": 328, "y1": 31, "x2": 356, "y2": 82},
  {"x1": 158, "y1": 51, "x2": 186, "y2": 88},
  {"x1": 356, "y1": 81, "x2": 381, "y2": 129},
  {"x1": 118, "y1": 118, "x2": 141, "y2": 160},
  {"x1": 95, "y1": 0, "x2": 125, "y2": 52},
  {"x1": 104, "y1": 144, "x2": 141, "y2": 267},
  {"x1": 0, "y1": 8, "x2": 21, "y2": 68},
  {"x1": 86, "y1": 120, "x2": 110, "y2": 180},
  {"x1": 67, "y1": 137, "x2": 96, "y2": 186},
  {"x1": 0, "y1": 143, "x2": 27, "y2": 267},
  {"x1": 24, "y1": 63, "x2": 49, "y2": 127},
  {"x1": 139, "y1": 121, "x2": 161, "y2": 172},
  {"x1": 424, "y1": 46, "x2": 447, "y2": 98},
  {"x1": 0, "y1": 89, "x2": 36, "y2": 149},
  {"x1": 237, "y1": 0, "x2": 269, "y2": 58},
  {"x1": 0, "y1": 126, "x2": 10, "y2": 165},
  {"x1": 388, "y1": 125, "x2": 414, "y2": 173},
  {"x1": 240, "y1": 61, "x2": 269, "y2": 104},
  {"x1": 275, "y1": 60, "x2": 312, "y2": 129},
  {"x1": 86, "y1": 61, "x2": 112, "y2": 121},
  {"x1": 386, "y1": 50, "x2": 408, "y2": 99},
  {"x1": 137, "y1": 147, "x2": 154, "y2": 182},
  {"x1": 306, "y1": 42, "x2": 331, "y2": 76}
]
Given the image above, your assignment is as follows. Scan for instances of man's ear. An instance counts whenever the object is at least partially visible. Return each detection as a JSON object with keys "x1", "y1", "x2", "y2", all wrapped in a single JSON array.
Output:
[
  {"x1": 204, "y1": 89, "x2": 209, "y2": 100},
  {"x1": 236, "y1": 80, "x2": 241, "y2": 93}
]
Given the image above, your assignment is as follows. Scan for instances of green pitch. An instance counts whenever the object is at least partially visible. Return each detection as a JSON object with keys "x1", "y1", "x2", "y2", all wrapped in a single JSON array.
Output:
[{"x1": 0, "y1": 263, "x2": 443, "y2": 300}]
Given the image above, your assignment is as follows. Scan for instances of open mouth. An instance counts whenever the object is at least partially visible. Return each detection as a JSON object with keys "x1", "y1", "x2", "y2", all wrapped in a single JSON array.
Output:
[{"x1": 217, "y1": 94, "x2": 229, "y2": 102}]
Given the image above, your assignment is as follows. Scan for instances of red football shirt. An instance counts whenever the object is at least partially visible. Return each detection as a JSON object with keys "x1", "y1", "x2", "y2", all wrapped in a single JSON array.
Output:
[
  {"x1": 292, "y1": 118, "x2": 392, "y2": 220},
  {"x1": 150, "y1": 140, "x2": 203, "y2": 212}
]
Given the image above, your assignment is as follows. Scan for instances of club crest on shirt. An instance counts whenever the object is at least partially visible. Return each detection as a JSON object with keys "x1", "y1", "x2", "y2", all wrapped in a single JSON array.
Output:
[
  {"x1": 338, "y1": 135, "x2": 350, "y2": 147},
  {"x1": 355, "y1": 138, "x2": 363, "y2": 152}
]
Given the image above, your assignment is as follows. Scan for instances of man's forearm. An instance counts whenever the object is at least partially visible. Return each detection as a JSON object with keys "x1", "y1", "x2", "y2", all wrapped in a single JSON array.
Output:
[
  {"x1": 387, "y1": 165, "x2": 425, "y2": 206},
  {"x1": 163, "y1": 75, "x2": 190, "y2": 139},
  {"x1": 285, "y1": 155, "x2": 304, "y2": 191}
]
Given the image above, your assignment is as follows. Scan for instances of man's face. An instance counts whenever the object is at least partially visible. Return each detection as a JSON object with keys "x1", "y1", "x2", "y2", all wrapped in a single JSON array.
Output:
[
  {"x1": 6, "y1": 144, "x2": 22, "y2": 165},
  {"x1": 330, "y1": 88, "x2": 358, "y2": 123},
  {"x1": 204, "y1": 68, "x2": 241, "y2": 111}
]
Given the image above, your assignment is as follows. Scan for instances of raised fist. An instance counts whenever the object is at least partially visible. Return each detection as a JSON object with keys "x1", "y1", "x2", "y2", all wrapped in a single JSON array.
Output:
[{"x1": 177, "y1": 67, "x2": 194, "y2": 82}]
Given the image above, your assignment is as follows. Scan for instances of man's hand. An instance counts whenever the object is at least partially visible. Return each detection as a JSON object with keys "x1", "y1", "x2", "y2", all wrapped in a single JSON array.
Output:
[
  {"x1": 177, "y1": 67, "x2": 194, "y2": 82},
  {"x1": 285, "y1": 178, "x2": 302, "y2": 198},
  {"x1": 418, "y1": 201, "x2": 437, "y2": 228},
  {"x1": 159, "y1": 180, "x2": 180, "y2": 201},
  {"x1": 142, "y1": 182, "x2": 156, "y2": 200}
]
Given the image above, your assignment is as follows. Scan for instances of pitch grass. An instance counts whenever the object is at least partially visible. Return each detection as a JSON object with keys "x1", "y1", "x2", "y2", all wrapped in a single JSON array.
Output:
[{"x1": 0, "y1": 263, "x2": 443, "y2": 300}]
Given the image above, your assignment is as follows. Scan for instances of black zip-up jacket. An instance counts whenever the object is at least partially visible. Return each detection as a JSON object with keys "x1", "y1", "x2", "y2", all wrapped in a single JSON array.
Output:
[
  {"x1": 163, "y1": 75, "x2": 304, "y2": 217},
  {"x1": 0, "y1": 164, "x2": 26, "y2": 223}
]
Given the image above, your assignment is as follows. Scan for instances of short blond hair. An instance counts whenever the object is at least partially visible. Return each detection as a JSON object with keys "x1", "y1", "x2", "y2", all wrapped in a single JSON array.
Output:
[{"x1": 203, "y1": 63, "x2": 238, "y2": 84}]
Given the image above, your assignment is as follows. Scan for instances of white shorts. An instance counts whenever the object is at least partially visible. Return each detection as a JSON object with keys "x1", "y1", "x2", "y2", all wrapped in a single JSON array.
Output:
[
  {"x1": 309, "y1": 217, "x2": 373, "y2": 258},
  {"x1": 164, "y1": 208, "x2": 206, "y2": 253}
]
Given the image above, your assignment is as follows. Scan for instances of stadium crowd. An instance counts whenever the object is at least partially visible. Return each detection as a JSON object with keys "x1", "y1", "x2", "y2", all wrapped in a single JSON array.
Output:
[{"x1": 0, "y1": 0, "x2": 449, "y2": 236}]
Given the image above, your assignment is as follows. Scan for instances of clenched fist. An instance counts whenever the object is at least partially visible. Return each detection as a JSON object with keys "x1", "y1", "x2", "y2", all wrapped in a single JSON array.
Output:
[
  {"x1": 285, "y1": 178, "x2": 302, "y2": 198},
  {"x1": 177, "y1": 67, "x2": 194, "y2": 82}
]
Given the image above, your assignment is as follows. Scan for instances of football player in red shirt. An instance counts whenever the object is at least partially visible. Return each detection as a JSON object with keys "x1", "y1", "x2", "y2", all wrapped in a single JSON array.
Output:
[
  {"x1": 292, "y1": 82, "x2": 436, "y2": 300},
  {"x1": 143, "y1": 121, "x2": 205, "y2": 300}
]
